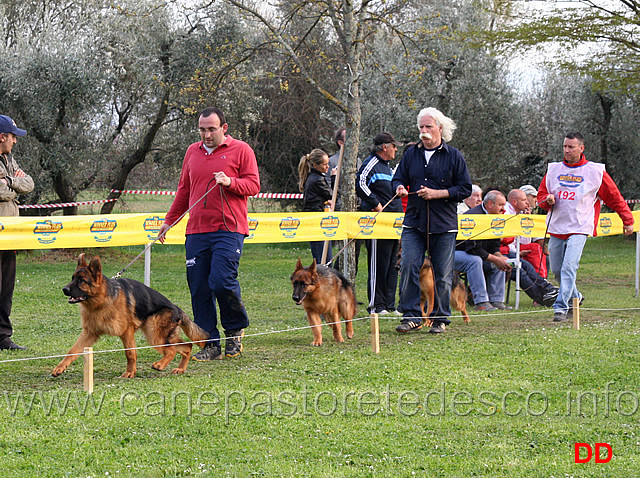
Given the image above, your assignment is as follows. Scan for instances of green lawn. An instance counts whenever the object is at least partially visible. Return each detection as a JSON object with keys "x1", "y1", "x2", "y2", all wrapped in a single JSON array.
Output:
[{"x1": 1, "y1": 236, "x2": 639, "y2": 476}]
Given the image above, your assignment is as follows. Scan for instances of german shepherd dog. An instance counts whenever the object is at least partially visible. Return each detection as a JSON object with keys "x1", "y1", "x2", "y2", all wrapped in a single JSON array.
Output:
[
  {"x1": 291, "y1": 258, "x2": 356, "y2": 346},
  {"x1": 420, "y1": 258, "x2": 470, "y2": 327},
  {"x1": 52, "y1": 253, "x2": 209, "y2": 378}
]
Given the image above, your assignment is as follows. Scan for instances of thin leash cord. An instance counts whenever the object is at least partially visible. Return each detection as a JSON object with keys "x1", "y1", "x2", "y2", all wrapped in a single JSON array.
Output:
[
  {"x1": 218, "y1": 184, "x2": 239, "y2": 233},
  {"x1": 112, "y1": 181, "x2": 220, "y2": 279},
  {"x1": 205, "y1": 176, "x2": 239, "y2": 232},
  {"x1": 325, "y1": 193, "x2": 400, "y2": 267}
]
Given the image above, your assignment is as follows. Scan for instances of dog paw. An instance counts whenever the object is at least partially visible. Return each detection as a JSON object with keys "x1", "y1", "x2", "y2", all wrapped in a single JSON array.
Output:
[
  {"x1": 171, "y1": 368, "x2": 185, "y2": 375},
  {"x1": 347, "y1": 332, "x2": 354, "y2": 339},
  {"x1": 51, "y1": 367, "x2": 65, "y2": 377},
  {"x1": 120, "y1": 371, "x2": 136, "y2": 378},
  {"x1": 311, "y1": 341, "x2": 323, "y2": 346},
  {"x1": 151, "y1": 362, "x2": 166, "y2": 371}
]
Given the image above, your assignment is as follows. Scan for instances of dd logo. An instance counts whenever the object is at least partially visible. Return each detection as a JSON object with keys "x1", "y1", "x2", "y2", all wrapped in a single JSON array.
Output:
[{"x1": 574, "y1": 443, "x2": 612, "y2": 463}]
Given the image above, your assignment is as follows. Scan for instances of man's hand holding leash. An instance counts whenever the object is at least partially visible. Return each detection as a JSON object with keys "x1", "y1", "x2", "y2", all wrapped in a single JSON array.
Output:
[
  {"x1": 416, "y1": 185, "x2": 450, "y2": 200},
  {"x1": 213, "y1": 171, "x2": 231, "y2": 187}
]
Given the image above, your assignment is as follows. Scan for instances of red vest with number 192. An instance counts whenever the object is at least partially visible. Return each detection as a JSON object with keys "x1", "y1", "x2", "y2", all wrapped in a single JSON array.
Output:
[{"x1": 545, "y1": 161, "x2": 605, "y2": 236}]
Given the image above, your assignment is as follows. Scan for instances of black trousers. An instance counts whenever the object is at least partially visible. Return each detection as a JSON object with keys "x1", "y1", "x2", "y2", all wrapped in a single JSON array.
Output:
[
  {"x1": 365, "y1": 239, "x2": 399, "y2": 313},
  {"x1": 0, "y1": 250, "x2": 17, "y2": 341}
]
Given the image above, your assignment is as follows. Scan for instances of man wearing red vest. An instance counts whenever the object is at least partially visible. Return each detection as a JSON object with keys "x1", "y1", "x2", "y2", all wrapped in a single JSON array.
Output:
[{"x1": 537, "y1": 132, "x2": 634, "y2": 322}]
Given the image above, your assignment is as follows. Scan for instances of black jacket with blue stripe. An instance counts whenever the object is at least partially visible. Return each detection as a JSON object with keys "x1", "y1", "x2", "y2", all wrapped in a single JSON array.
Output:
[{"x1": 356, "y1": 153, "x2": 403, "y2": 213}]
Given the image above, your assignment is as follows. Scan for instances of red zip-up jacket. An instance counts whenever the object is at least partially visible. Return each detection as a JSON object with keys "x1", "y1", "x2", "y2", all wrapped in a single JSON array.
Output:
[
  {"x1": 165, "y1": 135, "x2": 260, "y2": 236},
  {"x1": 537, "y1": 155, "x2": 633, "y2": 239}
]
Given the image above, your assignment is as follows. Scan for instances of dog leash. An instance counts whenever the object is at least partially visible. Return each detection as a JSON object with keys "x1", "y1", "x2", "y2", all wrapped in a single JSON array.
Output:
[{"x1": 112, "y1": 181, "x2": 221, "y2": 279}]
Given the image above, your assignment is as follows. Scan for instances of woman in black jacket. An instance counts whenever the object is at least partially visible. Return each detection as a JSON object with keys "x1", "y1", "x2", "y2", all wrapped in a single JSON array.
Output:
[{"x1": 298, "y1": 149, "x2": 333, "y2": 264}]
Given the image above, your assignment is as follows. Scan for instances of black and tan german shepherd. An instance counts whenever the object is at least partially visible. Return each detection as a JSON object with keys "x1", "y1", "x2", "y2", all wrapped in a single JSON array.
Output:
[
  {"x1": 291, "y1": 258, "x2": 356, "y2": 346},
  {"x1": 420, "y1": 257, "x2": 470, "y2": 327},
  {"x1": 52, "y1": 253, "x2": 209, "y2": 378}
]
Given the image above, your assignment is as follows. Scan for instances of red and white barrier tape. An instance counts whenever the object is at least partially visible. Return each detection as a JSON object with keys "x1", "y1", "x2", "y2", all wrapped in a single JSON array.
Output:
[
  {"x1": 18, "y1": 199, "x2": 117, "y2": 209},
  {"x1": 110, "y1": 189, "x2": 304, "y2": 199},
  {"x1": 110, "y1": 189, "x2": 176, "y2": 196},
  {"x1": 18, "y1": 188, "x2": 636, "y2": 209}
]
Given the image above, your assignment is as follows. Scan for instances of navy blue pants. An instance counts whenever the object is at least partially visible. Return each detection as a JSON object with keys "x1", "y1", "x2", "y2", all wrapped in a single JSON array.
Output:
[
  {"x1": 364, "y1": 238, "x2": 399, "y2": 313},
  {"x1": 185, "y1": 231, "x2": 249, "y2": 344}
]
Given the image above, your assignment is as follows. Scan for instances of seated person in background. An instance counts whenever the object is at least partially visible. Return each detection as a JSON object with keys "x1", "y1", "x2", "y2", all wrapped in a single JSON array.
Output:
[
  {"x1": 505, "y1": 188, "x2": 547, "y2": 277},
  {"x1": 455, "y1": 190, "x2": 512, "y2": 311},
  {"x1": 457, "y1": 184, "x2": 483, "y2": 214},
  {"x1": 503, "y1": 189, "x2": 559, "y2": 307},
  {"x1": 520, "y1": 184, "x2": 539, "y2": 213}
]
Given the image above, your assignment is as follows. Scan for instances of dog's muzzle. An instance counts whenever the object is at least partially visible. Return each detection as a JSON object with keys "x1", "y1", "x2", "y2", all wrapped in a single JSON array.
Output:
[
  {"x1": 63, "y1": 286, "x2": 87, "y2": 304},
  {"x1": 292, "y1": 292, "x2": 306, "y2": 305}
]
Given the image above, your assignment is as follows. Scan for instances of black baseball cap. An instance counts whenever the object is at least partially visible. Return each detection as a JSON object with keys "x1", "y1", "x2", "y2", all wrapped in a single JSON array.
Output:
[
  {"x1": 373, "y1": 132, "x2": 401, "y2": 146},
  {"x1": 0, "y1": 115, "x2": 26, "y2": 136}
]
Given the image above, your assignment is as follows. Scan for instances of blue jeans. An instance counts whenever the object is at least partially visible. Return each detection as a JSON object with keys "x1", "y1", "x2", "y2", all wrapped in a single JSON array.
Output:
[
  {"x1": 399, "y1": 228, "x2": 455, "y2": 325},
  {"x1": 185, "y1": 231, "x2": 250, "y2": 344},
  {"x1": 454, "y1": 250, "x2": 505, "y2": 304},
  {"x1": 548, "y1": 234, "x2": 587, "y2": 313}
]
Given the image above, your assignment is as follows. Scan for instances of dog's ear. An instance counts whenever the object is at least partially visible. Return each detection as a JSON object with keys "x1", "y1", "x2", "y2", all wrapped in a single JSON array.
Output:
[
  {"x1": 295, "y1": 257, "x2": 303, "y2": 271},
  {"x1": 309, "y1": 258, "x2": 317, "y2": 274},
  {"x1": 77, "y1": 253, "x2": 88, "y2": 267},
  {"x1": 87, "y1": 256, "x2": 103, "y2": 280}
]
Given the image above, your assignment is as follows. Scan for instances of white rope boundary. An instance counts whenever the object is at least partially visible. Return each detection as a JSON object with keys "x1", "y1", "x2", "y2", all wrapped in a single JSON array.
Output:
[{"x1": 2, "y1": 306, "x2": 640, "y2": 365}]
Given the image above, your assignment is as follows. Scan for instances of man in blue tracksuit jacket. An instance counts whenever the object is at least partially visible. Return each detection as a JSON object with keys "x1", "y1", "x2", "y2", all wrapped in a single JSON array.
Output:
[
  {"x1": 356, "y1": 132, "x2": 404, "y2": 315},
  {"x1": 392, "y1": 107, "x2": 471, "y2": 334}
]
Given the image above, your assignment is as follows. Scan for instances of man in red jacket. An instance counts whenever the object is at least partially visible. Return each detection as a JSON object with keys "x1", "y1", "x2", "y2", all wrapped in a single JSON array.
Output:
[
  {"x1": 159, "y1": 107, "x2": 260, "y2": 360},
  {"x1": 537, "y1": 132, "x2": 634, "y2": 322}
]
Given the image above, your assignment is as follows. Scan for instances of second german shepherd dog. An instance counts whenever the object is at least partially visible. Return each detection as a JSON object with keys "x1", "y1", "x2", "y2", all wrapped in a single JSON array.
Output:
[
  {"x1": 420, "y1": 257, "x2": 470, "y2": 327},
  {"x1": 52, "y1": 253, "x2": 209, "y2": 378},
  {"x1": 291, "y1": 258, "x2": 356, "y2": 346}
]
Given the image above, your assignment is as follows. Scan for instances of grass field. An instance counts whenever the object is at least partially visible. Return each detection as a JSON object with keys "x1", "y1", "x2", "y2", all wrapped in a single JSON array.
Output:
[{"x1": 1, "y1": 235, "x2": 639, "y2": 476}]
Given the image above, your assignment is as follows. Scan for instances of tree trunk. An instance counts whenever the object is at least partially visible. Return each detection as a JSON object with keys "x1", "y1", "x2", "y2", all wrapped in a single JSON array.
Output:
[
  {"x1": 598, "y1": 93, "x2": 613, "y2": 165},
  {"x1": 342, "y1": 83, "x2": 362, "y2": 284},
  {"x1": 100, "y1": 89, "x2": 171, "y2": 214}
]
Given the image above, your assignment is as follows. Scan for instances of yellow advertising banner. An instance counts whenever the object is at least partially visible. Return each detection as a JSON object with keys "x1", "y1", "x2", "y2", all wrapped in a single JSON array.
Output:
[{"x1": 0, "y1": 211, "x2": 636, "y2": 250}]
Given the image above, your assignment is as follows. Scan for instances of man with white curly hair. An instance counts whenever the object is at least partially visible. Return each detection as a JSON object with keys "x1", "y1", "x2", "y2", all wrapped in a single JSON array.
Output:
[{"x1": 392, "y1": 107, "x2": 472, "y2": 334}]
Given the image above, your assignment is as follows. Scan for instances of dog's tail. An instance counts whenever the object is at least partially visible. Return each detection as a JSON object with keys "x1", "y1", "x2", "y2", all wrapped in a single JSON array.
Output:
[{"x1": 178, "y1": 311, "x2": 209, "y2": 348}]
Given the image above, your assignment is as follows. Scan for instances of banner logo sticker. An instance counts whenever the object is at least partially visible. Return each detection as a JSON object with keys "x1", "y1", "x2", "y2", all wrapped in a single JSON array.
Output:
[
  {"x1": 34, "y1": 220, "x2": 63, "y2": 245},
  {"x1": 90, "y1": 218, "x2": 117, "y2": 243},
  {"x1": 143, "y1": 215, "x2": 164, "y2": 240},
  {"x1": 459, "y1": 217, "x2": 476, "y2": 237},
  {"x1": 520, "y1": 216, "x2": 535, "y2": 235},
  {"x1": 599, "y1": 216, "x2": 612, "y2": 235},
  {"x1": 358, "y1": 216, "x2": 376, "y2": 236},
  {"x1": 279, "y1": 217, "x2": 301, "y2": 239},
  {"x1": 320, "y1": 215, "x2": 339, "y2": 238},
  {"x1": 248, "y1": 217, "x2": 259, "y2": 240}
]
